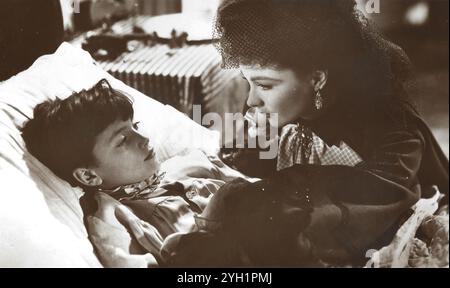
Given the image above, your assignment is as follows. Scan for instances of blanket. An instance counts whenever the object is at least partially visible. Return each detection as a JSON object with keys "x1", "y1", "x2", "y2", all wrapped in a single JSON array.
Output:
[{"x1": 366, "y1": 190, "x2": 448, "y2": 268}]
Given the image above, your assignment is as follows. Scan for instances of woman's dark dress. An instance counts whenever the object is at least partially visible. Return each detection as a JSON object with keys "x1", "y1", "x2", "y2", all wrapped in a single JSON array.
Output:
[{"x1": 221, "y1": 101, "x2": 448, "y2": 265}]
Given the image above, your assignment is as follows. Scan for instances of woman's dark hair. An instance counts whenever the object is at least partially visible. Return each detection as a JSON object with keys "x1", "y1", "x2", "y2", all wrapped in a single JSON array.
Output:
[
  {"x1": 166, "y1": 178, "x2": 316, "y2": 267},
  {"x1": 21, "y1": 79, "x2": 134, "y2": 187},
  {"x1": 163, "y1": 231, "x2": 245, "y2": 267},
  {"x1": 214, "y1": 0, "x2": 416, "y2": 119}
]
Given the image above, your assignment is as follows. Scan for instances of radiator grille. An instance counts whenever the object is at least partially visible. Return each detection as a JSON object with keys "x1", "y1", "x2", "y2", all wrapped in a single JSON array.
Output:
[{"x1": 87, "y1": 17, "x2": 239, "y2": 115}]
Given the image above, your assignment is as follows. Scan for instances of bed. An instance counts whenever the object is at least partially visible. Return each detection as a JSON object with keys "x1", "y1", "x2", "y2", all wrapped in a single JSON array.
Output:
[{"x1": 0, "y1": 42, "x2": 221, "y2": 267}]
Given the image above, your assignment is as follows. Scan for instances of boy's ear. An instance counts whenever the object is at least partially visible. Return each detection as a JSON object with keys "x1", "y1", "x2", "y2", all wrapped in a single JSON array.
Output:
[{"x1": 73, "y1": 168, "x2": 103, "y2": 187}]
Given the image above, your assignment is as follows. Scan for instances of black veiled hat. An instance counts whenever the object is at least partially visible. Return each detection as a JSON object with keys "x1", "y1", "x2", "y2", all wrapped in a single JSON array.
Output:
[{"x1": 214, "y1": 0, "x2": 414, "y2": 119}]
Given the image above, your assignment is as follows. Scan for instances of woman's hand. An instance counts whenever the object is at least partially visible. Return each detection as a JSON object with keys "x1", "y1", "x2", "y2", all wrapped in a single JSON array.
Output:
[{"x1": 161, "y1": 149, "x2": 258, "y2": 182}]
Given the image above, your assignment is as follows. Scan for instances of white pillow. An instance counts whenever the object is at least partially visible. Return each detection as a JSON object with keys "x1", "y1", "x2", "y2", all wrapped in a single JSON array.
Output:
[{"x1": 0, "y1": 42, "x2": 220, "y2": 267}]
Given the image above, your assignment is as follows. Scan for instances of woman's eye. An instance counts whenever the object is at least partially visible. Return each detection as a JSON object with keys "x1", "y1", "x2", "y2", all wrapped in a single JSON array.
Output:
[
  {"x1": 257, "y1": 84, "x2": 273, "y2": 91},
  {"x1": 132, "y1": 121, "x2": 140, "y2": 130}
]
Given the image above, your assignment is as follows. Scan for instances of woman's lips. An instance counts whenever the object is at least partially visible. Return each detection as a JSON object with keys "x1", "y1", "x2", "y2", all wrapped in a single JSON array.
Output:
[{"x1": 144, "y1": 148, "x2": 155, "y2": 161}]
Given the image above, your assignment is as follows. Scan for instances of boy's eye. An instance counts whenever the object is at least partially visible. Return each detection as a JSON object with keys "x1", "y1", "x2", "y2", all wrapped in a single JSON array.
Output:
[
  {"x1": 132, "y1": 121, "x2": 140, "y2": 130},
  {"x1": 118, "y1": 136, "x2": 127, "y2": 147}
]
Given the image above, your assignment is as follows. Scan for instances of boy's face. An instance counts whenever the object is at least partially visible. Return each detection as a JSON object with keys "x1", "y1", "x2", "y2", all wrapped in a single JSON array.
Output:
[{"x1": 89, "y1": 119, "x2": 160, "y2": 189}]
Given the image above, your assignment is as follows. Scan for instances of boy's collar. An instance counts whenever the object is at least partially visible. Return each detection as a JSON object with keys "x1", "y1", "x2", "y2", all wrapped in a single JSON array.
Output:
[{"x1": 96, "y1": 171, "x2": 166, "y2": 201}]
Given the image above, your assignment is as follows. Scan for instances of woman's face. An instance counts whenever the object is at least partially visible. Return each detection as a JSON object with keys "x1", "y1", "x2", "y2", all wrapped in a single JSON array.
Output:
[{"x1": 240, "y1": 65, "x2": 318, "y2": 128}]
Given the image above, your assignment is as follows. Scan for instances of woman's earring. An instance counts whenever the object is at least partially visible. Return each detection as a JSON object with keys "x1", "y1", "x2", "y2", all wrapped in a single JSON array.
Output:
[{"x1": 315, "y1": 89, "x2": 323, "y2": 110}]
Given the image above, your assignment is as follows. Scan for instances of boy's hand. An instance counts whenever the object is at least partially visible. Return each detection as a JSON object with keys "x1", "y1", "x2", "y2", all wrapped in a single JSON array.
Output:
[{"x1": 116, "y1": 205, "x2": 164, "y2": 256}]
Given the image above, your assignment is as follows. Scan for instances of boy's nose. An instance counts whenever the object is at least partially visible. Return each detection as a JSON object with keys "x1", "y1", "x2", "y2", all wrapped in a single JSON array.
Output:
[{"x1": 137, "y1": 134, "x2": 149, "y2": 149}]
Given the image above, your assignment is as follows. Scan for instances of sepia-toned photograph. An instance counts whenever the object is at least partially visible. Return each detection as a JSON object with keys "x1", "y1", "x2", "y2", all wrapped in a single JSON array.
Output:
[{"x1": 0, "y1": 0, "x2": 448, "y2": 269}]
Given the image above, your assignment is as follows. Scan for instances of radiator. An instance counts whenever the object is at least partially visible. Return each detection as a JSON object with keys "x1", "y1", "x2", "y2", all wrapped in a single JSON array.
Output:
[
  {"x1": 72, "y1": 16, "x2": 246, "y2": 117},
  {"x1": 98, "y1": 43, "x2": 239, "y2": 115}
]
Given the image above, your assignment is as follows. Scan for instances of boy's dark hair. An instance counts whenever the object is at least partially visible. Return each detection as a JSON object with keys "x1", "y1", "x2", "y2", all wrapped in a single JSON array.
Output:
[{"x1": 21, "y1": 79, "x2": 134, "y2": 187}]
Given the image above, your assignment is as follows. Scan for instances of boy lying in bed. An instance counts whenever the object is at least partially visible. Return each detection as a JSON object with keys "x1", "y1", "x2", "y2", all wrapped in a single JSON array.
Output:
[{"x1": 21, "y1": 79, "x2": 248, "y2": 267}]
